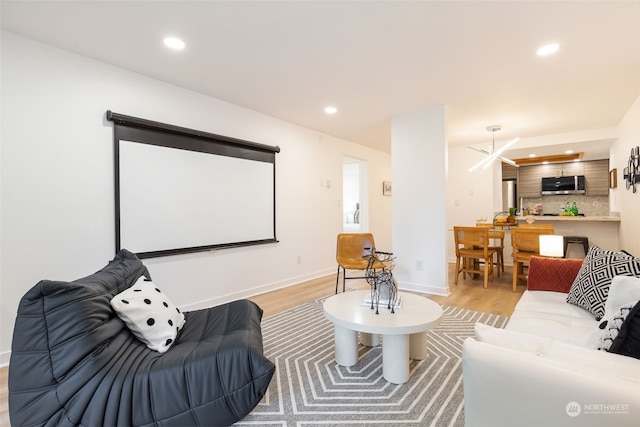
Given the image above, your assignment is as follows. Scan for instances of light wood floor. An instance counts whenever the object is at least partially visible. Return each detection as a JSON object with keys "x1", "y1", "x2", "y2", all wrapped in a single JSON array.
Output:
[
  {"x1": 250, "y1": 263, "x2": 523, "y2": 318},
  {"x1": 0, "y1": 263, "x2": 523, "y2": 426}
]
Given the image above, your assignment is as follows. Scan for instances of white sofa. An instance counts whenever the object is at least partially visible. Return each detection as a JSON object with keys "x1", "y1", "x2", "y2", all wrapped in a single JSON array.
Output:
[{"x1": 462, "y1": 254, "x2": 640, "y2": 427}]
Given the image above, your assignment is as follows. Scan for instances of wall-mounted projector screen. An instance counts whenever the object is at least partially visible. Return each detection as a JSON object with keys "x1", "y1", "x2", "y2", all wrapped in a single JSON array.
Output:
[{"x1": 107, "y1": 111, "x2": 279, "y2": 259}]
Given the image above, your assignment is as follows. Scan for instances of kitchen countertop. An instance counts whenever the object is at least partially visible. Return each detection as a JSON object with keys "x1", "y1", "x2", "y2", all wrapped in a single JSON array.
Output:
[{"x1": 516, "y1": 215, "x2": 620, "y2": 222}]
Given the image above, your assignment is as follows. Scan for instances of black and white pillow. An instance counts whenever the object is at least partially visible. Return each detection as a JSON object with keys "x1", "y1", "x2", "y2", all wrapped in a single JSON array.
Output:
[
  {"x1": 566, "y1": 246, "x2": 640, "y2": 320},
  {"x1": 608, "y1": 299, "x2": 640, "y2": 359},
  {"x1": 593, "y1": 275, "x2": 640, "y2": 350},
  {"x1": 597, "y1": 302, "x2": 636, "y2": 351},
  {"x1": 111, "y1": 276, "x2": 185, "y2": 353}
]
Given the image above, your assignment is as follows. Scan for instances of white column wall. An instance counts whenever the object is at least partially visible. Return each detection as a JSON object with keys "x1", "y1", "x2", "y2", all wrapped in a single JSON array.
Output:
[{"x1": 391, "y1": 107, "x2": 448, "y2": 295}]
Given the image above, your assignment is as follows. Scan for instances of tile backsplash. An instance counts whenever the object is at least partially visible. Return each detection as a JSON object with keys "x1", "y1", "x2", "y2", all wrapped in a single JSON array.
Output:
[{"x1": 522, "y1": 195, "x2": 610, "y2": 216}]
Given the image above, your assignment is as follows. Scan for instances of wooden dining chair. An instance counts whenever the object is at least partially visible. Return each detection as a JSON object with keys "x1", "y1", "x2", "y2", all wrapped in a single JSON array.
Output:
[
  {"x1": 511, "y1": 226, "x2": 555, "y2": 292},
  {"x1": 477, "y1": 223, "x2": 505, "y2": 277},
  {"x1": 335, "y1": 233, "x2": 388, "y2": 293},
  {"x1": 453, "y1": 226, "x2": 497, "y2": 289}
]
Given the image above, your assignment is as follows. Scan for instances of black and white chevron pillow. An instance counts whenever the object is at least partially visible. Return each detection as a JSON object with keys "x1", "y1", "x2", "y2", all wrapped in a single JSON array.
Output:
[{"x1": 566, "y1": 246, "x2": 640, "y2": 320}]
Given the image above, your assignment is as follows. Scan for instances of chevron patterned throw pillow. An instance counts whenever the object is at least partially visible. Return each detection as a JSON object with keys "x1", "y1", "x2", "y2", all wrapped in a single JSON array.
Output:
[{"x1": 566, "y1": 246, "x2": 640, "y2": 320}]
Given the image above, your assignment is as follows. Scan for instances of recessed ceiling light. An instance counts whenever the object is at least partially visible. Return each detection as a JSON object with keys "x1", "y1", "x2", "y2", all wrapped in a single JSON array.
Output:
[
  {"x1": 537, "y1": 43, "x2": 559, "y2": 56},
  {"x1": 565, "y1": 150, "x2": 573, "y2": 154},
  {"x1": 543, "y1": 161, "x2": 549, "y2": 164},
  {"x1": 529, "y1": 154, "x2": 536, "y2": 158},
  {"x1": 324, "y1": 106, "x2": 337, "y2": 114},
  {"x1": 164, "y1": 37, "x2": 185, "y2": 50}
]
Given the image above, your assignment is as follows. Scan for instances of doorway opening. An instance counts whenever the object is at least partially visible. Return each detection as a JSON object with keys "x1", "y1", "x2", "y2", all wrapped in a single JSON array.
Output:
[{"x1": 343, "y1": 156, "x2": 368, "y2": 232}]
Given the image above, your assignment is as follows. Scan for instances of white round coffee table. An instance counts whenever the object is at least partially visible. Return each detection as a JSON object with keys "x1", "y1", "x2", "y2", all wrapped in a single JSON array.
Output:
[{"x1": 323, "y1": 290, "x2": 443, "y2": 384}]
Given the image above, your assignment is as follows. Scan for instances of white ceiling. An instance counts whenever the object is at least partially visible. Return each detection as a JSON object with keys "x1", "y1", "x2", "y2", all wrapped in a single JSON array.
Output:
[{"x1": 2, "y1": 1, "x2": 639, "y2": 158}]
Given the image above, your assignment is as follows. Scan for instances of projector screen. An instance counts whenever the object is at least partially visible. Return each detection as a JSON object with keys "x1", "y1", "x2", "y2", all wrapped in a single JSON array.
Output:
[{"x1": 107, "y1": 111, "x2": 279, "y2": 258}]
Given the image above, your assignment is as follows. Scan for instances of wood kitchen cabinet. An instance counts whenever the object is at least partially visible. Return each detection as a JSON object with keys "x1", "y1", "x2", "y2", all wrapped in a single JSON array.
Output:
[
  {"x1": 584, "y1": 159, "x2": 609, "y2": 195},
  {"x1": 540, "y1": 162, "x2": 585, "y2": 177},
  {"x1": 502, "y1": 164, "x2": 517, "y2": 180},
  {"x1": 540, "y1": 163, "x2": 562, "y2": 178},
  {"x1": 517, "y1": 165, "x2": 542, "y2": 198},
  {"x1": 560, "y1": 161, "x2": 585, "y2": 176},
  {"x1": 516, "y1": 159, "x2": 608, "y2": 198}
]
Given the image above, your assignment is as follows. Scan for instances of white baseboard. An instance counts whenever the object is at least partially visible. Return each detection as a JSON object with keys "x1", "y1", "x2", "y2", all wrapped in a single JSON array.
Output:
[
  {"x1": 397, "y1": 281, "x2": 450, "y2": 297},
  {"x1": 180, "y1": 267, "x2": 336, "y2": 312},
  {"x1": 1, "y1": 352, "x2": 10, "y2": 367}
]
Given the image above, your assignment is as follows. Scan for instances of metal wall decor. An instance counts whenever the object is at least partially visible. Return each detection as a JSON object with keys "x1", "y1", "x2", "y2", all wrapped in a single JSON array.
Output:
[
  {"x1": 364, "y1": 248, "x2": 398, "y2": 314},
  {"x1": 623, "y1": 146, "x2": 640, "y2": 193}
]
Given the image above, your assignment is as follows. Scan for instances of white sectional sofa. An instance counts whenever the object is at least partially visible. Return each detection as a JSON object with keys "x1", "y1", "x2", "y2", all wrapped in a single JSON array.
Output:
[{"x1": 462, "y1": 249, "x2": 640, "y2": 427}]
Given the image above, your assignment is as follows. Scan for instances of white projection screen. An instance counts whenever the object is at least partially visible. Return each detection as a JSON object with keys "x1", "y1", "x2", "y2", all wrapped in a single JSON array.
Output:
[{"x1": 107, "y1": 111, "x2": 279, "y2": 258}]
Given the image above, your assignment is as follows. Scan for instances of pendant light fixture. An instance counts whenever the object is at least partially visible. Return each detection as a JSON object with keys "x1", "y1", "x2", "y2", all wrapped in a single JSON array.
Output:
[{"x1": 468, "y1": 125, "x2": 520, "y2": 172}]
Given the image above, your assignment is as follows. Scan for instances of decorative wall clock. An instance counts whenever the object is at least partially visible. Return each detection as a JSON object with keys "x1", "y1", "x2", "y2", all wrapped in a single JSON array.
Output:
[{"x1": 623, "y1": 146, "x2": 640, "y2": 193}]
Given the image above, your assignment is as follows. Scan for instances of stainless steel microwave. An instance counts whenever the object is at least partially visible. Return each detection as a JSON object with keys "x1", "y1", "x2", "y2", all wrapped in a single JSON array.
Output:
[{"x1": 541, "y1": 175, "x2": 586, "y2": 195}]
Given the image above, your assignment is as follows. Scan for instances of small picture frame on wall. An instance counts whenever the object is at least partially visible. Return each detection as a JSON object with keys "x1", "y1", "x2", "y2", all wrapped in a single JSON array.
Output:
[
  {"x1": 383, "y1": 181, "x2": 392, "y2": 196},
  {"x1": 609, "y1": 168, "x2": 617, "y2": 188}
]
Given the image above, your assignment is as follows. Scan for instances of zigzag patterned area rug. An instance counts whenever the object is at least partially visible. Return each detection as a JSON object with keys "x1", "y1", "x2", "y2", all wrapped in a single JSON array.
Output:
[{"x1": 236, "y1": 295, "x2": 508, "y2": 427}]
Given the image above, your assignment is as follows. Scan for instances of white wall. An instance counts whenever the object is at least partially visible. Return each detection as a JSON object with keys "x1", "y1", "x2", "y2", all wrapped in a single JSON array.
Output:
[
  {"x1": 391, "y1": 107, "x2": 448, "y2": 295},
  {"x1": 0, "y1": 31, "x2": 392, "y2": 365},
  {"x1": 445, "y1": 145, "x2": 496, "y2": 262},
  {"x1": 609, "y1": 93, "x2": 640, "y2": 256}
]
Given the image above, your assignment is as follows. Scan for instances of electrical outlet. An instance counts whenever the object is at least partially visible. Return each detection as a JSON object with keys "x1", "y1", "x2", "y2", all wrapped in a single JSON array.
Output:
[
  {"x1": 297, "y1": 256, "x2": 301, "y2": 265},
  {"x1": 416, "y1": 259, "x2": 424, "y2": 270}
]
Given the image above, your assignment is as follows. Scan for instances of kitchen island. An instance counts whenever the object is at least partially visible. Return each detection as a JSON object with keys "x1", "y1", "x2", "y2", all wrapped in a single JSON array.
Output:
[{"x1": 517, "y1": 215, "x2": 620, "y2": 223}]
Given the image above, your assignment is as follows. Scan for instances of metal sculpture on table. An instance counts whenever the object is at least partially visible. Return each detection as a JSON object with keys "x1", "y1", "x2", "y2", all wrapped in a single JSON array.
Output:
[{"x1": 364, "y1": 248, "x2": 398, "y2": 314}]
